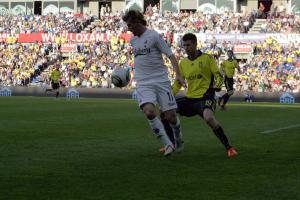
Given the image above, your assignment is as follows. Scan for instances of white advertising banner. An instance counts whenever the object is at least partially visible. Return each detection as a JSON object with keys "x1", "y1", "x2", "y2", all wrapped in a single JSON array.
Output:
[{"x1": 174, "y1": 33, "x2": 300, "y2": 44}]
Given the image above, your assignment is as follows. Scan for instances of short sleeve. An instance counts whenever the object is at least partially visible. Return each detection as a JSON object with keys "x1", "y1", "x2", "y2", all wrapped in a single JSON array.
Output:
[{"x1": 153, "y1": 31, "x2": 173, "y2": 57}]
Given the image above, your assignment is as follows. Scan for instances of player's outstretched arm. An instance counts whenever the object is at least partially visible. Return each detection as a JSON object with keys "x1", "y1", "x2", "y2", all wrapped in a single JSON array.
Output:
[{"x1": 172, "y1": 80, "x2": 182, "y2": 96}]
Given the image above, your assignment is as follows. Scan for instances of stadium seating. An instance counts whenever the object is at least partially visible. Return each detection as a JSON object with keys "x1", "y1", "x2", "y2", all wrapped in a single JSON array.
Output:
[{"x1": 0, "y1": 11, "x2": 299, "y2": 93}]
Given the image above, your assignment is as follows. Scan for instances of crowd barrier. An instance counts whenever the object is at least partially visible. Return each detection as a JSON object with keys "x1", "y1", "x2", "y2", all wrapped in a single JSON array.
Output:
[{"x1": 1, "y1": 86, "x2": 299, "y2": 103}]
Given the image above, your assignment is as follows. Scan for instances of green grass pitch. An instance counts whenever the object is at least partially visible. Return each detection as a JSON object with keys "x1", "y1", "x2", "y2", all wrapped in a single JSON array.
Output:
[{"x1": 0, "y1": 97, "x2": 299, "y2": 200}]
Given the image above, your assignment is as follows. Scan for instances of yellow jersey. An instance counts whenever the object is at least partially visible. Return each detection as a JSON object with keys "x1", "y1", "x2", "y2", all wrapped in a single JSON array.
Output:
[
  {"x1": 221, "y1": 59, "x2": 238, "y2": 78},
  {"x1": 51, "y1": 69, "x2": 61, "y2": 83},
  {"x1": 173, "y1": 52, "x2": 223, "y2": 98}
]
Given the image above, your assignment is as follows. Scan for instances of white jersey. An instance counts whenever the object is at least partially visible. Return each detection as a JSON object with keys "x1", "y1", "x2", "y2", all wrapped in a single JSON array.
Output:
[{"x1": 130, "y1": 29, "x2": 173, "y2": 86}]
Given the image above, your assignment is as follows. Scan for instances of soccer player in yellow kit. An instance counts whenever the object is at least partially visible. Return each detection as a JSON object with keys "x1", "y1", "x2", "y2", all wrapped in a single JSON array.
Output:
[
  {"x1": 50, "y1": 64, "x2": 61, "y2": 98},
  {"x1": 219, "y1": 50, "x2": 241, "y2": 110},
  {"x1": 171, "y1": 33, "x2": 237, "y2": 157}
]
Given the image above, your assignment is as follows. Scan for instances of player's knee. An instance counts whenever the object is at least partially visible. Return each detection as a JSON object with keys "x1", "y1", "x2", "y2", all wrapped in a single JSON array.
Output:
[
  {"x1": 204, "y1": 115, "x2": 212, "y2": 123},
  {"x1": 160, "y1": 112, "x2": 166, "y2": 121},
  {"x1": 204, "y1": 113, "x2": 219, "y2": 129},
  {"x1": 145, "y1": 111, "x2": 156, "y2": 120},
  {"x1": 142, "y1": 104, "x2": 156, "y2": 120},
  {"x1": 203, "y1": 114, "x2": 215, "y2": 125},
  {"x1": 163, "y1": 110, "x2": 177, "y2": 124},
  {"x1": 206, "y1": 117, "x2": 219, "y2": 129},
  {"x1": 144, "y1": 110, "x2": 156, "y2": 120}
]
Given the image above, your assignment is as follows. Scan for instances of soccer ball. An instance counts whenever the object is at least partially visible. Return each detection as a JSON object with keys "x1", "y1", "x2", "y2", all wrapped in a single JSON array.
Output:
[{"x1": 111, "y1": 68, "x2": 131, "y2": 88}]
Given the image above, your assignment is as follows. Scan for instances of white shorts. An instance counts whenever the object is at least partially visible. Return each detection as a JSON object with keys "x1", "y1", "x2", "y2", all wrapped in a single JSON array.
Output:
[{"x1": 136, "y1": 82, "x2": 177, "y2": 112}]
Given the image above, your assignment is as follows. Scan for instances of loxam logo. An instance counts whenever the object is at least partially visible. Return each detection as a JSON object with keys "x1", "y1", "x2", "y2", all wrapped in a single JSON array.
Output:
[{"x1": 41, "y1": 33, "x2": 110, "y2": 43}]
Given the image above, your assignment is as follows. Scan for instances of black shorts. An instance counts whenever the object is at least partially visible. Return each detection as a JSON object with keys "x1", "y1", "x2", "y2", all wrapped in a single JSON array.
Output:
[
  {"x1": 51, "y1": 82, "x2": 60, "y2": 90},
  {"x1": 176, "y1": 96, "x2": 216, "y2": 118},
  {"x1": 224, "y1": 77, "x2": 234, "y2": 92}
]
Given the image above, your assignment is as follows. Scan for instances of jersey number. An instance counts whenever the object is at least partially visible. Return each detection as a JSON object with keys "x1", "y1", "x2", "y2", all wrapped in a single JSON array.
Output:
[{"x1": 205, "y1": 100, "x2": 212, "y2": 107}]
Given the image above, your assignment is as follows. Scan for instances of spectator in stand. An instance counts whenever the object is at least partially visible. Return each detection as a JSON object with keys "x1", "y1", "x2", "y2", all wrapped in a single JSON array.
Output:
[{"x1": 0, "y1": 11, "x2": 299, "y2": 94}]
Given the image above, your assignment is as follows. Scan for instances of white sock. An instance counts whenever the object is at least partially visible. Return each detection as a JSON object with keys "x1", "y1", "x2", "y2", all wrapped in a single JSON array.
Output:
[
  {"x1": 170, "y1": 116, "x2": 182, "y2": 140},
  {"x1": 148, "y1": 117, "x2": 172, "y2": 146}
]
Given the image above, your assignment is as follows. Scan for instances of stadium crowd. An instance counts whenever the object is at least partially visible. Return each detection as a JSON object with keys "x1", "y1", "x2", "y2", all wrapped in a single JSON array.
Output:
[
  {"x1": 260, "y1": 14, "x2": 300, "y2": 33},
  {"x1": 238, "y1": 39, "x2": 300, "y2": 93},
  {"x1": 90, "y1": 9, "x2": 256, "y2": 35},
  {"x1": 0, "y1": 8, "x2": 299, "y2": 93},
  {"x1": 0, "y1": 43, "x2": 50, "y2": 86},
  {"x1": 0, "y1": 13, "x2": 93, "y2": 34}
]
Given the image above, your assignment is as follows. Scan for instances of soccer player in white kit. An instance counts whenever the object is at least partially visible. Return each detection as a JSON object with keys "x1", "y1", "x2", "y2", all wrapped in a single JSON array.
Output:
[{"x1": 122, "y1": 10, "x2": 186, "y2": 156}]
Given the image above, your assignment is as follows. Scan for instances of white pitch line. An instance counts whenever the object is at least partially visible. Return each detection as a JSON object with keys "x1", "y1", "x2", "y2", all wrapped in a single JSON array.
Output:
[{"x1": 261, "y1": 124, "x2": 300, "y2": 134}]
